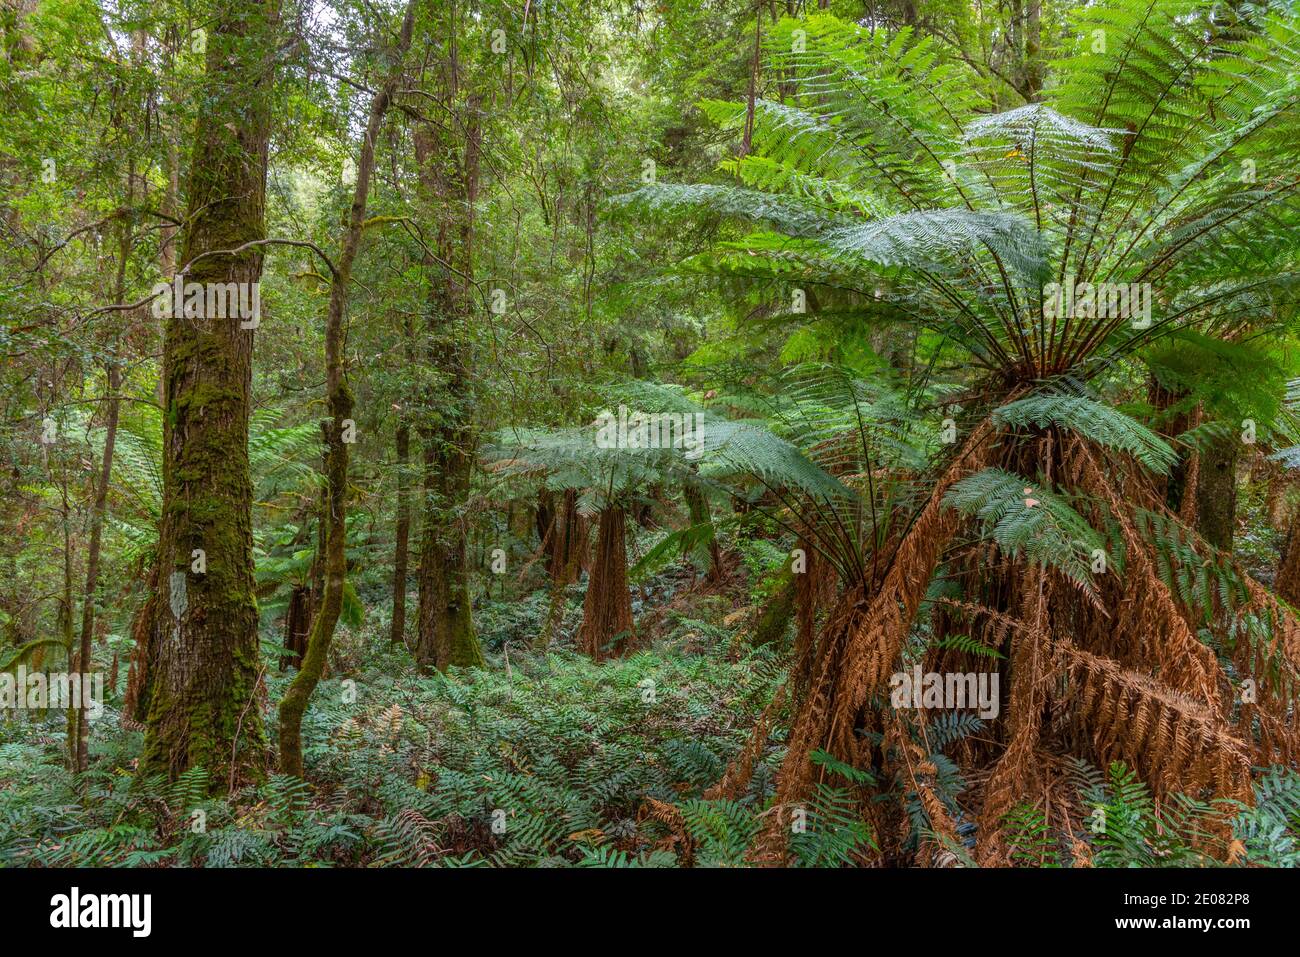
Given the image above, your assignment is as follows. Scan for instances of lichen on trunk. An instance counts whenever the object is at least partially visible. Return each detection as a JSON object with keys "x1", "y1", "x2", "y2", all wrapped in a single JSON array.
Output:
[
  {"x1": 138, "y1": 0, "x2": 282, "y2": 788},
  {"x1": 410, "y1": 55, "x2": 486, "y2": 674}
]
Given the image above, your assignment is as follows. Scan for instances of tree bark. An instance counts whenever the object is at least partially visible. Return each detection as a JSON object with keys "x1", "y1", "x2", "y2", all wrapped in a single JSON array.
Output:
[
  {"x1": 282, "y1": 584, "x2": 312, "y2": 671},
  {"x1": 1278, "y1": 522, "x2": 1300, "y2": 606},
  {"x1": 1023, "y1": 0, "x2": 1043, "y2": 99},
  {"x1": 73, "y1": 180, "x2": 132, "y2": 771},
  {"x1": 576, "y1": 506, "x2": 634, "y2": 660},
  {"x1": 1265, "y1": 461, "x2": 1294, "y2": 531},
  {"x1": 391, "y1": 413, "x2": 412, "y2": 646},
  {"x1": 277, "y1": 0, "x2": 415, "y2": 777},
  {"x1": 412, "y1": 48, "x2": 485, "y2": 673},
  {"x1": 139, "y1": 0, "x2": 282, "y2": 786},
  {"x1": 537, "y1": 488, "x2": 556, "y2": 562},
  {"x1": 1196, "y1": 430, "x2": 1239, "y2": 551},
  {"x1": 537, "y1": 489, "x2": 589, "y2": 649},
  {"x1": 123, "y1": 564, "x2": 159, "y2": 728},
  {"x1": 547, "y1": 489, "x2": 587, "y2": 586},
  {"x1": 72, "y1": 357, "x2": 120, "y2": 772}
]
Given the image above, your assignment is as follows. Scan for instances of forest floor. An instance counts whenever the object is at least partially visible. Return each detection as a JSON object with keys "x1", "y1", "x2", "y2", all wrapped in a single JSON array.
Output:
[
  {"x1": 0, "y1": 544, "x2": 799, "y2": 867},
  {"x1": 1, "y1": 479, "x2": 1295, "y2": 867}
]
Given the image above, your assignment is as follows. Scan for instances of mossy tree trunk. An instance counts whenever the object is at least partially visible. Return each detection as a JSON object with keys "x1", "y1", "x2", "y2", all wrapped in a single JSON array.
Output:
[
  {"x1": 139, "y1": 0, "x2": 282, "y2": 786},
  {"x1": 749, "y1": 564, "x2": 795, "y2": 648},
  {"x1": 277, "y1": 1, "x2": 415, "y2": 778},
  {"x1": 412, "y1": 52, "x2": 485, "y2": 673},
  {"x1": 391, "y1": 344, "x2": 413, "y2": 646},
  {"x1": 1148, "y1": 377, "x2": 1239, "y2": 550},
  {"x1": 1196, "y1": 429, "x2": 1239, "y2": 551},
  {"x1": 1148, "y1": 377, "x2": 1194, "y2": 511},
  {"x1": 683, "y1": 479, "x2": 722, "y2": 582}
]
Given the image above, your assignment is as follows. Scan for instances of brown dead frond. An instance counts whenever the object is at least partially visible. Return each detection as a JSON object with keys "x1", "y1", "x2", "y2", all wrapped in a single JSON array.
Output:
[
  {"x1": 705, "y1": 683, "x2": 786, "y2": 802},
  {"x1": 887, "y1": 712, "x2": 964, "y2": 867},
  {"x1": 1053, "y1": 642, "x2": 1252, "y2": 805},
  {"x1": 978, "y1": 568, "x2": 1052, "y2": 865},
  {"x1": 1067, "y1": 437, "x2": 1223, "y2": 709},
  {"x1": 756, "y1": 419, "x2": 998, "y2": 862},
  {"x1": 639, "y1": 796, "x2": 692, "y2": 866}
]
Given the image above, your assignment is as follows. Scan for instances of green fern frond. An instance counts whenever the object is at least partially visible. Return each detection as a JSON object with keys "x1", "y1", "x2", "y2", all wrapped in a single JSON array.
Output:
[{"x1": 993, "y1": 392, "x2": 1177, "y2": 474}]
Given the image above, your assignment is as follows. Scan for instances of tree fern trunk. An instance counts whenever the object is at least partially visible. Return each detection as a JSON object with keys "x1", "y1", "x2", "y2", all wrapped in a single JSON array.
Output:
[
  {"x1": 547, "y1": 489, "x2": 587, "y2": 586},
  {"x1": 1277, "y1": 523, "x2": 1300, "y2": 606},
  {"x1": 282, "y1": 585, "x2": 311, "y2": 671},
  {"x1": 683, "y1": 481, "x2": 722, "y2": 582},
  {"x1": 577, "y1": 507, "x2": 634, "y2": 660},
  {"x1": 1265, "y1": 462, "x2": 1293, "y2": 531},
  {"x1": 536, "y1": 490, "x2": 589, "y2": 650}
]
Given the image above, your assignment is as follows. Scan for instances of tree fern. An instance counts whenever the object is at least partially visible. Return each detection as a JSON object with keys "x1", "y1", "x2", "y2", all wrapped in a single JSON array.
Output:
[
  {"x1": 993, "y1": 392, "x2": 1177, "y2": 474},
  {"x1": 945, "y1": 467, "x2": 1105, "y2": 590}
]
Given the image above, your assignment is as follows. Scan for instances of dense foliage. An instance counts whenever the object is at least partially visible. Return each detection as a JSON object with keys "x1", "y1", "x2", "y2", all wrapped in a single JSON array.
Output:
[{"x1": 3, "y1": 0, "x2": 1300, "y2": 868}]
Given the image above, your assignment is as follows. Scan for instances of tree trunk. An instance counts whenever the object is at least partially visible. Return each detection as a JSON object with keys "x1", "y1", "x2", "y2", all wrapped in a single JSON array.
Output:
[
  {"x1": 138, "y1": 0, "x2": 282, "y2": 787},
  {"x1": 277, "y1": 1, "x2": 415, "y2": 778},
  {"x1": 73, "y1": 185, "x2": 132, "y2": 771},
  {"x1": 282, "y1": 584, "x2": 312, "y2": 671},
  {"x1": 577, "y1": 506, "x2": 634, "y2": 660},
  {"x1": 391, "y1": 414, "x2": 412, "y2": 646},
  {"x1": 1279, "y1": 519, "x2": 1300, "y2": 607},
  {"x1": 1147, "y1": 377, "x2": 1193, "y2": 510},
  {"x1": 740, "y1": 9, "x2": 760, "y2": 156},
  {"x1": 1266, "y1": 463, "x2": 1294, "y2": 531},
  {"x1": 72, "y1": 357, "x2": 121, "y2": 771},
  {"x1": 123, "y1": 565, "x2": 159, "y2": 728},
  {"x1": 1196, "y1": 430, "x2": 1239, "y2": 551},
  {"x1": 1023, "y1": 0, "x2": 1043, "y2": 99},
  {"x1": 60, "y1": 477, "x2": 75, "y2": 742},
  {"x1": 391, "y1": 300, "x2": 417, "y2": 646},
  {"x1": 547, "y1": 489, "x2": 587, "y2": 585},
  {"x1": 537, "y1": 488, "x2": 556, "y2": 561},
  {"x1": 684, "y1": 480, "x2": 722, "y2": 582},
  {"x1": 411, "y1": 57, "x2": 485, "y2": 673},
  {"x1": 749, "y1": 565, "x2": 795, "y2": 647},
  {"x1": 536, "y1": 489, "x2": 588, "y2": 649}
]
